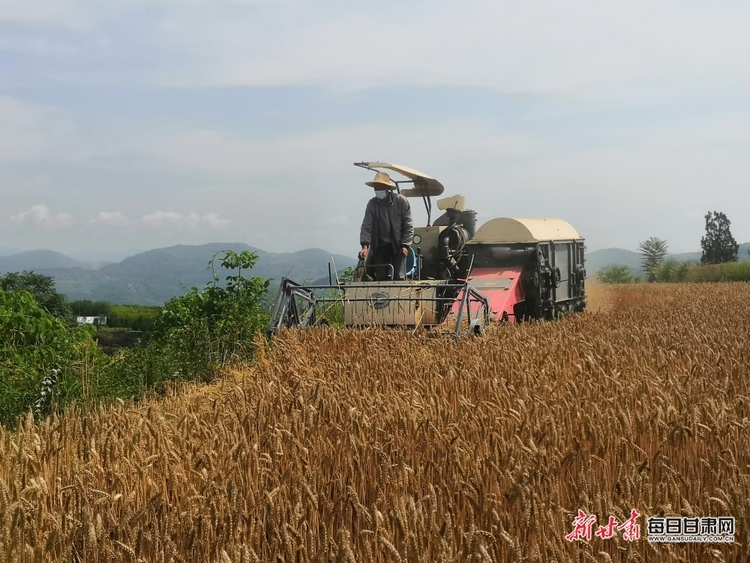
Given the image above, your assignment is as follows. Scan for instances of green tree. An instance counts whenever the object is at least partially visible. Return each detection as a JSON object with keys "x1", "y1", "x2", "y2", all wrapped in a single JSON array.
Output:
[
  {"x1": 638, "y1": 237, "x2": 668, "y2": 279},
  {"x1": 108, "y1": 305, "x2": 161, "y2": 331},
  {"x1": 70, "y1": 299, "x2": 112, "y2": 317},
  {"x1": 0, "y1": 271, "x2": 72, "y2": 322},
  {"x1": 0, "y1": 288, "x2": 102, "y2": 425},
  {"x1": 340, "y1": 266, "x2": 357, "y2": 283},
  {"x1": 597, "y1": 265, "x2": 636, "y2": 284},
  {"x1": 654, "y1": 259, "x2": 695, "y2": 283},
  {"x1": 151, "y1": 250, "x2": 270, "y2": 380},
  {"x1": 701, "y1": 211, "x2": 738, "y2": 264}
]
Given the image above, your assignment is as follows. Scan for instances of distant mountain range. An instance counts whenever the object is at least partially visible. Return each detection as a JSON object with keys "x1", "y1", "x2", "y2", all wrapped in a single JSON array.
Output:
[
  {"x1": 0, "y1": 244, "x2": 357, "y2": 305},
  {"x1": 586, "y1": 244, "x2": 750, "y2": 276},
  {"x1": 2, "y1": 242, "x2": 748, "y2": 304},
  {"x1": 0, "y1": 250, "x2": 105, "y2": 271},
  {"x1": 68, "y1": 249, "x2": 143, "y2": 263},
  {"x1": 0, "y1": 246, "x2": 22, "y2": 257}
]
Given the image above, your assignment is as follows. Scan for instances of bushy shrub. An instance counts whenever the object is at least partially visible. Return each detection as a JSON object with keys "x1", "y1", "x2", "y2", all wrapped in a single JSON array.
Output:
[
  {"x1": 1, "y1": 250, "x2": 271, "y2": 425},
  {"x1": 654, "y1": 260, "x2": 696, "y2": 282},
  {"x1": 0, "y1": 288, "x2": 103, "y2": 426},
  {"x1": 103, "y1": 250, "x2": 270, "y2": 396},
  {"x1": 109, "y1": 305, "x2": 161, "y2": 331},
  {"x1": 596, "y1": 265, "x2": 637, "y2": 284},
  {"x1": 70, "y1": 299, "x2": 112, "y2": 317},
  {"x1": 684, "y1": 262, "x2": 750, "y2": 282},
  {"x1": 0, "y1": 271, "x2": 73, "y2": 324}
]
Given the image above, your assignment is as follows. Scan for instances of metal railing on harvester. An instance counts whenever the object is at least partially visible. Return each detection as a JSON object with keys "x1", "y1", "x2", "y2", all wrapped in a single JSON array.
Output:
[{"x1": 268, "y1": 278, "x2": 490, "y2": 337}]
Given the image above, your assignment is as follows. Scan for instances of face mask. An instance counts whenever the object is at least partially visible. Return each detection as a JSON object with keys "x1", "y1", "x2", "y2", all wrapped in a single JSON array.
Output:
[{"x1": 375, "y1": 190, "x2": 387, "y2": 200}]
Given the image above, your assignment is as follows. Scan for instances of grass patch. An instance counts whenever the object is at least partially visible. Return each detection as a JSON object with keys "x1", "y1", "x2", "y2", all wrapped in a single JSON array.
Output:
[{"x1": 685, "y1": 262, "x2": 750, "y2": 282}]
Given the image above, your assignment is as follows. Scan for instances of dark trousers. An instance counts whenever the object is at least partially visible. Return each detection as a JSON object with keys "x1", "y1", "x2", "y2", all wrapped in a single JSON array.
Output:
[{"x1": 369, "y1": 244, "x2": 405, "y2": 281}]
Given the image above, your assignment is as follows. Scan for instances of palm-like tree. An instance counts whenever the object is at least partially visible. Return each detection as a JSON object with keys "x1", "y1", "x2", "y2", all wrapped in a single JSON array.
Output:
[{"x1": 638, "y1": 237, "x2": 668, "y2": 279}]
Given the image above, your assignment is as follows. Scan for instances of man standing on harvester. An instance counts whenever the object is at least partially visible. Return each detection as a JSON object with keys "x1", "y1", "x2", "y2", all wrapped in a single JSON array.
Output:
[{"x1": 359, "y1": 171, "x2": 414, "y2": 281}]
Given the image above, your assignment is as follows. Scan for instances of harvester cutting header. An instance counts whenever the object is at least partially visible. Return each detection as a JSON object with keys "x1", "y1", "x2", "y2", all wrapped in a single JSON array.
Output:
[{"x1": 269, "y1": 162, "x2": 587, "y2": 335}]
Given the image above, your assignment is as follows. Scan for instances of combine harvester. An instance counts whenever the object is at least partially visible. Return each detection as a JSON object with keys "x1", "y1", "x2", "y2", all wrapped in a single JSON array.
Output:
[{"x1": 269, "y1": 162, "x2": 587, "y2": 335}]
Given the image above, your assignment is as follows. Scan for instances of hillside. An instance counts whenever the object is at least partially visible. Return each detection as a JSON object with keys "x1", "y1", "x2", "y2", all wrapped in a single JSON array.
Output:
[
  {"x1": 0, "y1": 243, "x2": 357, "y2": 305},
  {"x1": 585, "y1": 248, "x2": 642, "y2": 274},
  {"x1": 586, "y1": 244, "x2": 749, "y2": 276},
  {"x1": 0, "y1": 250, "x2": 88, "y2": 272},
  {"x1": 4, "y1": 242, "x2": 749, "y2": 303}
]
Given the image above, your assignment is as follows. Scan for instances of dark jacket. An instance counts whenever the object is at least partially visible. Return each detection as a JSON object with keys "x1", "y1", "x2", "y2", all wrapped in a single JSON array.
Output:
[{"x1": 359, "y1": 192, "x2": 414, "y2": 254}]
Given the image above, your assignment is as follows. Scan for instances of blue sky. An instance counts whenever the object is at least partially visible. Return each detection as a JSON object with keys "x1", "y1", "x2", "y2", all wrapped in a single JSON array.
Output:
[{"x1": 2, "y1": 0, "x2": 750, "y2": 259}]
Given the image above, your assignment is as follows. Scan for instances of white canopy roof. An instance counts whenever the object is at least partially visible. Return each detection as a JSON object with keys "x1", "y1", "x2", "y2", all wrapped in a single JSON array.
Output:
[
  {"x1": 355, "y1": 162, "x2": 445, "y2": 197},
  {"x1": 471, "y1": 218, "x2": 582, "y2": 243}
]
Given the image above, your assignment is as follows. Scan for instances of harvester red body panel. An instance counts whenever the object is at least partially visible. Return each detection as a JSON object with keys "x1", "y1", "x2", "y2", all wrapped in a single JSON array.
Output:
[{"x1": 448, "y1": 267, "x2": 524, "y2": 324}]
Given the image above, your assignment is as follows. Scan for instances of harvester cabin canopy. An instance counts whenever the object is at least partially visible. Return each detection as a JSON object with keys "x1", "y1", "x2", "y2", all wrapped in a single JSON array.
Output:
[
  {"x1": 354, "y1": 162, "x2": 444, "y2": 197},
  {"x1": 471, "y1": 218, "x2": 582, "y2": 244},
  {"x1": 355, "y1": 161, "x2": 445, "y2": 224}
]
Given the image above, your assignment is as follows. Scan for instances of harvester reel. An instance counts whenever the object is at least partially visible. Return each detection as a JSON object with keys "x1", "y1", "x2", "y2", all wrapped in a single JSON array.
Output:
[{"x1": 268, "y1": 278, "x2": 319, "y2": 335}]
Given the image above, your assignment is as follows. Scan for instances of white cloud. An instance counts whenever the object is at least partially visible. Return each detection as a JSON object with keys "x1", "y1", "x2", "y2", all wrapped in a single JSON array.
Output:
[
  {"x1": 0, "y1": 0, "x2": 156, "y2": 30},
  {"x1": 5, "y1": 1, "x2": 750, "y2": 102},
  {"x1": 10, "y1": 205, "x2": 73, "y2": 229},
  {"x1": 0, "y1": 96, "x2": 55, "y2": 164},
  {"x1": 89, "y1": 211, "x2": 130, "y2": 227},
  {"x1": 0, "y1": 0, "x2": 278, "y2": 30},
  {"x1": 150, "y1": 120, "x2": 548, "y2": 181},
  {"x1": 0, "y1": 0, "x2": 96, "y2": 29},
  {"x1": 3, "y1": 1, "x2": 750, "y2": 256},
  {"x1": 201, "y1": 212, "x2": 230, "y2": 228},
  {"x1": 154, "y1": 0, "x2": 750, "y2": 103},
  {"x1": 0, "y1": 35, "x2": 79, "y2": 57},
  {"x1": 148, "y1": 112, "x2": 750, "y2": 253},
  {"x1": 319, "y1": 215, "x2": 349, "y2": 228},
  {"x1": 0, "y1": 97, "x2": 73, "y2": 165},
  {"x1": 141, "y1": 211, "x2": 230, "y2": 229}
]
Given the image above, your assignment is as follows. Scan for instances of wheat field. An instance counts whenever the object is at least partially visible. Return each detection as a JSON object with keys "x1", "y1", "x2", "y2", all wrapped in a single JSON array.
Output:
[{"x1": 1, "y1": 283, "x2": 749, "y2": 562}]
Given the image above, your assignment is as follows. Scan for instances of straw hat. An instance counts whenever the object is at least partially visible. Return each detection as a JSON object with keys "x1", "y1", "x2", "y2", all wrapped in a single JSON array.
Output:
[{"x1": 365, "y1": 171, "x2": 397, "y2": 190}]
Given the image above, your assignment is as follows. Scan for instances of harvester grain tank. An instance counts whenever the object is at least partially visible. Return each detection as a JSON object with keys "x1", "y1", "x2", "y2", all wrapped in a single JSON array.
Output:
[{"x1": 268, "y1": 162, "x2": 587, "y2": 335}]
